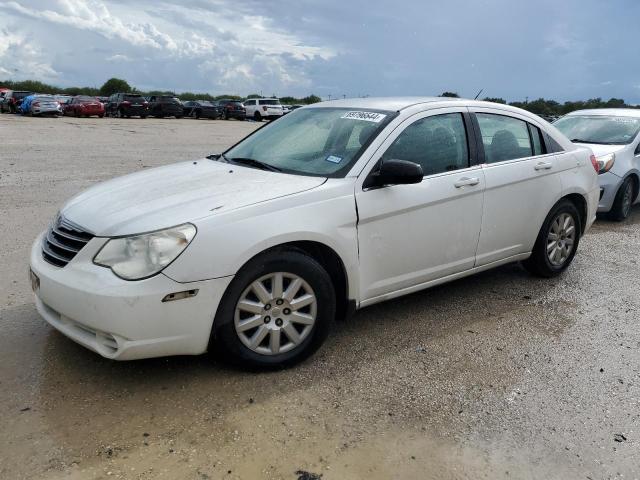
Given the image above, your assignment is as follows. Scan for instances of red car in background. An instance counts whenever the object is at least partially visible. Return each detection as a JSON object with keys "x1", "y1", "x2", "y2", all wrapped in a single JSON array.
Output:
[{"x1": 63, "y1": 96, "x2": 105, "y2": 117}]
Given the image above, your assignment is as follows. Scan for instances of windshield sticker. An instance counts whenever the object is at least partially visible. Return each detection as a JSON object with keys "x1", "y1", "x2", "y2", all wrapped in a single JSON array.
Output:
[
  {"x1": 341, "y1": 111, "x2": 387, "y2": 123},
  {"x1": 325, "y1": 155, "x2": 343, "y2": 164},
  {"x1": 612, "y1": 117, "x2": 639, "y2": 124}
]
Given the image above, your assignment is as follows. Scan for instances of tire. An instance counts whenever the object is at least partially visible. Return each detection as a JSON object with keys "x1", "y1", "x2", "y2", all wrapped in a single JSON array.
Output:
[
  {"x1": 176, "y1": 115, "x2": 183, "y2": 119},
  {"x1": 223, "y1": 110, "x2": 229, "y2": 120},
  {"x1": 254, "y1": 111, "x2": 262, "y2": 121},
  {"x1": 141, "y1": 115, "x2": 147, "y2": 119},
  {"x1": 195, "y1": 110, "x2": 201, "y2": 119},
  {"x1": 608, "y1": 177, "x2": 635, "y2": 221},
  {"x1": 211, "y1": 250, "x2": 335, "y2": 369},
  {"x1": 99, "y1": 114, "x2": 104, "y2": 118},
  {"x1": 522, "y1": 199, "x2": 581, "y2": 278},
  {"x1": 118, "y1": 109, "x2": 125, "y2": 118}
]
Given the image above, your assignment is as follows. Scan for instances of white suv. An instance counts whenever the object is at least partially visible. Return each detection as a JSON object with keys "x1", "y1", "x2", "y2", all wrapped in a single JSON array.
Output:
[
  {"x1": 244, "y1": 98, "x2": 284, "y2": 121},
  {"x1": 29, "y1": 98, "x2": 599, "y2": 368}
]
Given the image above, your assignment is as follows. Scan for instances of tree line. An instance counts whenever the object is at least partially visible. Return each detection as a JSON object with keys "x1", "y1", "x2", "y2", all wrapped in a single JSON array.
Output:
[
  {"x1": 440, "y1": 91, "x2": 638, "y2": 116},
  {"x1": 0, "y1": 77, "x2": 321, "y2": 105}
]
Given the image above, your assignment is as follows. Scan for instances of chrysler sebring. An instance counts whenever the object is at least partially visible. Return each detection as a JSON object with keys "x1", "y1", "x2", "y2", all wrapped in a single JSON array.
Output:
[{"x1": 29, "y1": 98, "x2": 599, "y2": 368}]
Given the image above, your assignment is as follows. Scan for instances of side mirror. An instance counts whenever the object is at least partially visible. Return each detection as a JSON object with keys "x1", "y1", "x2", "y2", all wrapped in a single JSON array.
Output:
[{"x1": 366, "y1": 159, "x2": 423, "y2": 188}]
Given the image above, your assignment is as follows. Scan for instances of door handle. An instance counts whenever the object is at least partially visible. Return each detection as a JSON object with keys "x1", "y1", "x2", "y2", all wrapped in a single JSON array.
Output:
[
  {"x1": 534, "y1": 162, "x2": 553, "y2": 171},
  {"x1": 454, "y1": 177, "x2": 480, "y2": 188}
]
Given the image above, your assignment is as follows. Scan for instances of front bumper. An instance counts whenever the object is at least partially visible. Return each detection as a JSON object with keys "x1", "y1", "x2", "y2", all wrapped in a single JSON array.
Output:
[
  {"x1": 597, "y1": 171, "x2": 623, "y2": 212},
  {"x1": 30, "y1": 232, "x2": 232, "y2": 360}
]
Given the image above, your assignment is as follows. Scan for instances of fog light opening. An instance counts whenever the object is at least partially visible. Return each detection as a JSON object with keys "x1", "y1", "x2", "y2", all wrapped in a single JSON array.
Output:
[{"x1": 162, "y1": 289, "x2": 199, "y2": 302}]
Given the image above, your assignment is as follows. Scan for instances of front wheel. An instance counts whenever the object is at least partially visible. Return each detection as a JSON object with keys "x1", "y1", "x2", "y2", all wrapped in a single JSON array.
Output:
[
  {"x1": 609, "y1": 177, "x2": 635, "y2": 221},
  {"x1": 211, "y1": 250, "x2": 335, "y2": 369},
  {"x1": 522, "y1": 199, "x2": 581, "y2": 278}
]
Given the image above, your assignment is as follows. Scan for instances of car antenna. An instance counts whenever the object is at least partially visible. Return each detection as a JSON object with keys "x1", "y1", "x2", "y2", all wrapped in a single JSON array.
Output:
[{"x1": 474, "y1": 89, "x2": 484, "y2": 100}]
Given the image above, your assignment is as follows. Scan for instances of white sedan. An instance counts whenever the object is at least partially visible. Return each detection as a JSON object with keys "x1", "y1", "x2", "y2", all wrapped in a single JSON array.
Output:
[{"x1": 29, "y1": 97, "x2": 599, "y2": 368}]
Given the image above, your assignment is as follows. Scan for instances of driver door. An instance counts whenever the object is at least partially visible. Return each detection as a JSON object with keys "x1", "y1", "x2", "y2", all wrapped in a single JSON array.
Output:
[{"x1": 355, "y1": 108, "x2": 485, "y2": 305}]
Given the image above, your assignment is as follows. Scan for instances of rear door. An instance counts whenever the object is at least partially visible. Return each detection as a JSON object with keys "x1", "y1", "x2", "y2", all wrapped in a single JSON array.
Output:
[
  {"x1": 470, "y1": 108, "x2": 564, "y2": 265},
  {"x1": 355, "y1": 108, "x2": 485, "y2": 303}
]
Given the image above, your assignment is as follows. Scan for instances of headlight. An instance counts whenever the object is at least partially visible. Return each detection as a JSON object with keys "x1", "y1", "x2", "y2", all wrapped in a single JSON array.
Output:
[
  {"x1": 93, "y1": 223, "x2": 196, "y2": 280},
  {"x1": 595, "y1": 153, "x2": 615, "y2": 174}
]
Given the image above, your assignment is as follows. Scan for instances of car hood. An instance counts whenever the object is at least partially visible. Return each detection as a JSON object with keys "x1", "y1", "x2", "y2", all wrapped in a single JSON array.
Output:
[
  {"x1": 61, "y1": 160, "x2": 326, "y2": 236},
  {"x1": 574, "y1": 143, "x2": 627, "y2": 157}
]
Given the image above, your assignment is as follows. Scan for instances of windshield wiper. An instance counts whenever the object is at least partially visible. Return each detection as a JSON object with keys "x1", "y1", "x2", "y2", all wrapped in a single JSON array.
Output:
[{"x1": 226, "y1": 157, "x2": 282, "y2": 172}]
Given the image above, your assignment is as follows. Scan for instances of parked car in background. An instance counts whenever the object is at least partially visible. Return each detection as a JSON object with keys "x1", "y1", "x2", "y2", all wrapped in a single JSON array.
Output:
[
  {"x1": 554, "y1": 109, "x2": 640, "y2": 220},
  {"x1": 63, "y1": 96, "x2": 105, "y2": 117},
  {"x1": 96, "y1": 96, "x2": 109, "y2": 107},
  {"x1": 1, "y1": 90, "x2": 33, "y2": 113},
  {"x1": 20, "y1": 94, "x2": 63, "y2": 116},
  {"x1": 243, "y1": 98, "x2": 283, "y2": 121},
  {"x1": 214, "y1": 99, "x2": 246, "y2": 120},
  {"x1": 287, "y1": 105, "x2": 305, "y2": 112},
  {"x1": 148, "y1": 95, "x2": 184, "y2": 118},
  {"x1": 106, "y1": 93, "x2": 149, "y2": 118},
  {"x1": 29, "y1": 97, "x2": 598, "y2": 368},
  {"x1": 183, "y1": 100, "x2": 221, "y2": 119}
]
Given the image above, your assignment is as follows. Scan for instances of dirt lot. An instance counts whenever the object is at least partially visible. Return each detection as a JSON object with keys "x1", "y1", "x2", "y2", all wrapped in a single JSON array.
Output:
[{"x1": 1, "y1": 114, "x2": 639, "y2": 480}]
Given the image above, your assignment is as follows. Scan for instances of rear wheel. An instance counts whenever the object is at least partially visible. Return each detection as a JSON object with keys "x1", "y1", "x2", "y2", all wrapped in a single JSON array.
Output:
[
  {"x1": 254, "y1": 111, "x2": 262, "y2": 122},
  {"x1": 211, "y1": 250, "x2": 335, "y2": 369},
  {"x1": 609, "y1": 177, "x2": 635, "y2": 221},
  {"x1": 522, "y1": 199, "x2": 581, "y2": 278}
]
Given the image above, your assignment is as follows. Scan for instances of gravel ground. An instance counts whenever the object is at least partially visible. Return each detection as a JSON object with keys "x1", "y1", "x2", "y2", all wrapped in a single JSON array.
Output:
[{"x1": 1, "y1": 114, "x2": 639, "y2": 480}]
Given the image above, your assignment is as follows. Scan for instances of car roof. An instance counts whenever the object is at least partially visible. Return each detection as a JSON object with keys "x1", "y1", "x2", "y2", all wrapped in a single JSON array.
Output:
[
  {"x1": 306, "y1": 96, "x2": 466, "y2": 111},
  {"x1": 566, "y1": 108, "x2": 640, "y2": 118}
]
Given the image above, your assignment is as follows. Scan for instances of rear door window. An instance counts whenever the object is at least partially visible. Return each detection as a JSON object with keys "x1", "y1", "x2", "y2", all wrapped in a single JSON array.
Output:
[
  {"x1": 529, "y1": 124, "x2": 546, "y2": 156},
  {"x1": 476, "y1": 114, "x2": 533, "y2": 163}
]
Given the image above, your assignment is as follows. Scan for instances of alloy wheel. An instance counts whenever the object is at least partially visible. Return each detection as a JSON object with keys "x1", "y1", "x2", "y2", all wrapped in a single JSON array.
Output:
[
  {"x1": 234, "y1": 272, "x2": 317, "y2": 355},
  {"x1": 546, "y1": 213, "x2": 576, "y2": 266}
]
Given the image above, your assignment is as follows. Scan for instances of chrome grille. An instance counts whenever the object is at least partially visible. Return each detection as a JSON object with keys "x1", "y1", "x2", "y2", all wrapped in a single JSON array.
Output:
[{"x1": 42, "y1": 215, "x2": 94, "y2": 267}]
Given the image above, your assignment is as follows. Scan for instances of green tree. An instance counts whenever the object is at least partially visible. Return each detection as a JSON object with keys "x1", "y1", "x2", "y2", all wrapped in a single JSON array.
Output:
[
  {"x1": 99, "y1": 78, "x2": 132, "y2": 96},
  {"x1": 440, "y1": 91, "x2": 459, "y2": 98},
  {"x1": 483, "y1": 97, "x2": 506, "y2": 104}
]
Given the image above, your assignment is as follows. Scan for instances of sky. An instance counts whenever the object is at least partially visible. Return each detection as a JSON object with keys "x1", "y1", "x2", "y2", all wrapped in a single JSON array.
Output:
[{"x1": 1, "y1": 0, "x2": 639, "y2": 103}]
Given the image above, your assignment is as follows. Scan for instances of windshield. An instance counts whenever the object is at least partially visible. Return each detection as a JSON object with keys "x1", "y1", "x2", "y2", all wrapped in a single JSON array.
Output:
[
  {"x1": 554, "y1": 115, "x2": 640, "y2": 145},
  {"x1": 224, "y1": 107, "x2": 394, "y2": 177}
]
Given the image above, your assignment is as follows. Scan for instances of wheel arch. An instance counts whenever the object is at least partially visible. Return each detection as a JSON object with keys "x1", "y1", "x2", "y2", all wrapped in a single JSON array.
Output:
[
  {"x1": 561, "y1": 193, "x2": 588, "y2": 235},
  {"x1": 227, "y1": 240, "x2": 353, "y2": 322},
  {"x1": 623, "y1": 171, "x2": 640, "y2": 203}
]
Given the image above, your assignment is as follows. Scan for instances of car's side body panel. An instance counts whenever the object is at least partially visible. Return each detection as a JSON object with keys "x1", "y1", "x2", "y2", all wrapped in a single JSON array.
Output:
[{"x1": 353, "y1": 106, "x2": 485, "y2": 302}]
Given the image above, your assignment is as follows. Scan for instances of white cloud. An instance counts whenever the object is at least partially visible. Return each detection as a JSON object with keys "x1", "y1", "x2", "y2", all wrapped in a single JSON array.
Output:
[
  {"x1": 0, "y1": 28, "x2": 58, "y2": 79},
  {"x1": 0, "y1": 0, "x2": 335, "y2": 94}
]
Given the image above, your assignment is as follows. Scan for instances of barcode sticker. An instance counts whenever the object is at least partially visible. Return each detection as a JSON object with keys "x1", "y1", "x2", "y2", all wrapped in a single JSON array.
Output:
[{"x1": 341, "y1": 111, "x2": 387, "y2": 123}]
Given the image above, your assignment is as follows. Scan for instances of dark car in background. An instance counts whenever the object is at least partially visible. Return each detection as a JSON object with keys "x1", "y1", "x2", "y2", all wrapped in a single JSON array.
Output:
[
  {"x1": 63, "y1": 96, "x2": 105, "y2": 117},
  {"x1": 182, "y1": 100, "x2": 221, "y2": 119},
  {"x1": 106, "y1": 93, "x2": 149, "y2": 118},
  {"x1": 148, "y1": 95, "x2": 183, "y2": 118},
  {"x1": 1, "y1": 90, "x2": 33, "y2": 113},
  {"x1": 214, "y1": 99, "x2": 246, "y2": 120}
]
